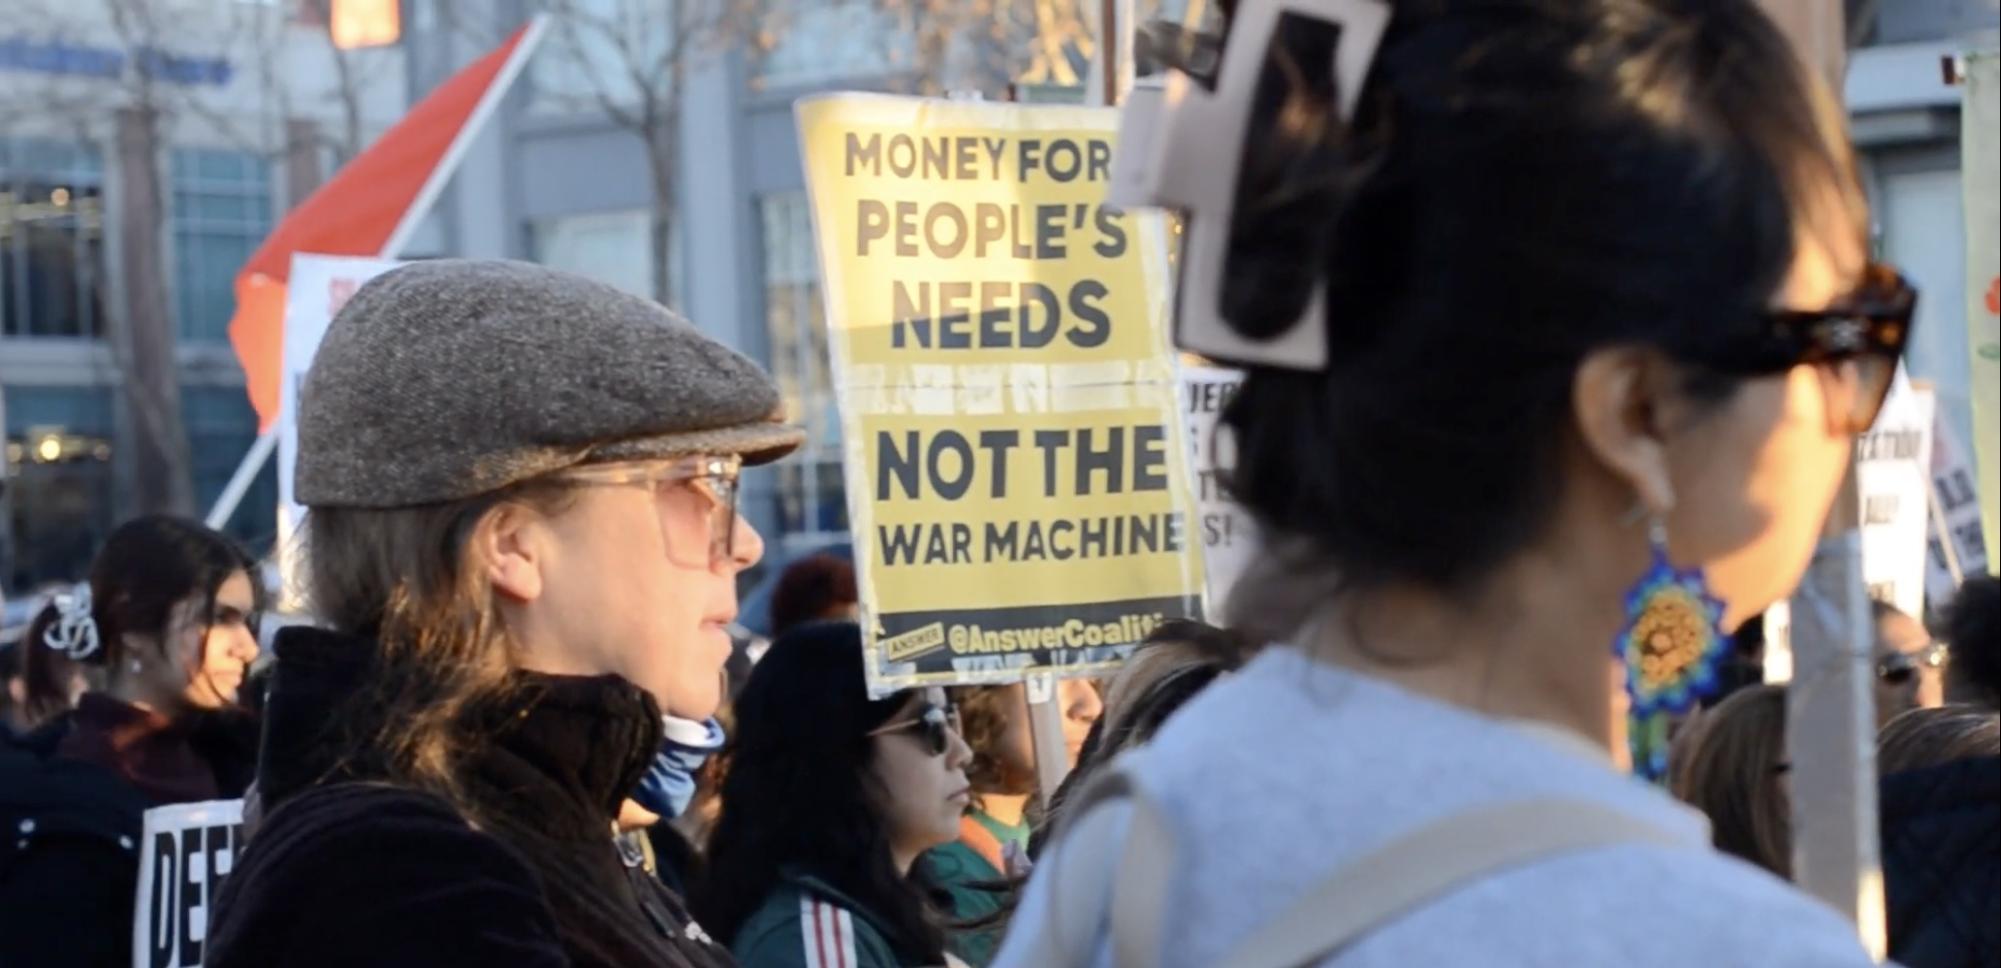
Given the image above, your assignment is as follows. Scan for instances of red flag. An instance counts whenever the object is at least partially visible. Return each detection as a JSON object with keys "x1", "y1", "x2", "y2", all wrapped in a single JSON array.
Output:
[{"x1": 227, "y1": 19, "x2": 545, "y2": 431}]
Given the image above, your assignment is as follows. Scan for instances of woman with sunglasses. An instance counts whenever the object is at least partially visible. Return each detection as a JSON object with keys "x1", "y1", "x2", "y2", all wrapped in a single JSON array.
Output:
[
  {"x1": 695, "y1": 622, "x2": 975, "y2": 968},
  {"x1": 1873, "y1": 599, "x2": 1946, "y2": 726},
  {"x1": 1000, "y1": 1, "x2": 1903, "y2": 965},
  {"x1": 205, "y1": 260, "x2": 801, "y2": 968},
  {"x1": 0, "y1": 516, "x2": 262, "y2": 968}
]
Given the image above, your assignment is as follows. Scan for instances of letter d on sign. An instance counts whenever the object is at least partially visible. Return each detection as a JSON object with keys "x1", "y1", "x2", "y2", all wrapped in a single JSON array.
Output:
[
  {"x1": 132, "y1": 798, "x2": 245, "y2": 968},
  {"x1": 147, "y1": 832, "x2": 176, "y2": 968}
]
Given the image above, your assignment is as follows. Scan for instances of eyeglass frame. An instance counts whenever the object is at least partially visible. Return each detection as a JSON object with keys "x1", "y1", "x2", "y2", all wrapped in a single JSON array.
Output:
[
  {"x1": 1698, "y1": 262, "x2": 1917, "y2": 435},
  {"x1": 867, "y1": 703, "x2": 964, "y2": 758},
  {"x1": 1877, "y1": 640, "x2": 1949, "y2": 685},
  {"x1": 552, "y1": 454, "x2": 745, "y2": 568}
]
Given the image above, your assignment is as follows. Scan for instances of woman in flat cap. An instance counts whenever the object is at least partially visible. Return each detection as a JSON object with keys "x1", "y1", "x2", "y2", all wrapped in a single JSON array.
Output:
[{"x1": 208, "y1": 259, "x2": 803, "y2": 968}]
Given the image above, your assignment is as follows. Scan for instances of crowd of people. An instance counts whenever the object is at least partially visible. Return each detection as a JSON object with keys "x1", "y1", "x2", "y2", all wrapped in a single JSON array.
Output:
[{"x1": 3, "y1": 0, "x2": 2000, "y2": 965}]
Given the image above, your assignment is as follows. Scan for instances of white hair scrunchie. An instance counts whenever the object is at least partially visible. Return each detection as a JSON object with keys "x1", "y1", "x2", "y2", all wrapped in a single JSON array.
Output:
[{"x1": 43, "y1": 583, "x2": 101, "y2": 661}]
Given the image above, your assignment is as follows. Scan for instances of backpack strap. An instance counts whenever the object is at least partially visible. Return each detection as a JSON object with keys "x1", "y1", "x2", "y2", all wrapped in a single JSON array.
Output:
[
  {"x1": 1215, "y1": 797, "x2": 1687, "y2": 968},
  {"x1": 1002, "y1": 763, "x2": 1174, "y2": 968}
]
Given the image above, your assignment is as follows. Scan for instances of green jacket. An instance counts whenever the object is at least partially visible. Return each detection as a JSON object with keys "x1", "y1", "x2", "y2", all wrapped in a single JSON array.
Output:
[
  {"x1": 731, "y1": 871, "x2": 920, "y2": 968},
  {"x1": 923, "y1": 811, "x2": 1022, "y2": 967}
]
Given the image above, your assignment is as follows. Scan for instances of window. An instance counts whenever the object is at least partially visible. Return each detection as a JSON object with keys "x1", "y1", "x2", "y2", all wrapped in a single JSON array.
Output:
[
  {"x1": 172, "y1": 149, "x2": 274, "y2": 343},
  {"x1": 3, "y1": 385, "x2": 115, "y2": 588},
  {"x1": 330, "y1": 0, "x2": 403, "y2": 49},
  {"x1": 528, "y1": 209, "x2": 683, "y2": 305},
  {"x1": 184, "y1": 386, "x2": 278, "y2": 550},
  {"x1": 759, "y1": 193, "x2": 847, "y2": 543},
  {"x1": 0, "y1": 139, "x2": 106, "y2": 339}
]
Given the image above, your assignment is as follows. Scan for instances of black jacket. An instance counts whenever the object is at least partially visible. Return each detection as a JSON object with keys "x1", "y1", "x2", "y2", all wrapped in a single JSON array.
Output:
[
  {"x1": 0, "y1": 701, "x2": 257, "y2": 968},
  {"x1": 206, "y1": 626, "x2": 734, "y2": 968},
  {"x1": 1879, "y1": 755, "x2": 2001, "y2": 968}
]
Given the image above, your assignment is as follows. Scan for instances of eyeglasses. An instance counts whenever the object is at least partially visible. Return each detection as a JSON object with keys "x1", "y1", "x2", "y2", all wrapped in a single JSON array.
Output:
[
  {"x1": 867, "y1": 704, "x2": 963, "y2": 757},
  {"x1": 1877, "y1": 641, "x2": 1949, "y2": 686},
  {"x1": 555, "y1": 455, "x2": 743, "y2": 569},
  {"x1": 1709, "y1": 263, "x2": 1916, "y2": 435}
]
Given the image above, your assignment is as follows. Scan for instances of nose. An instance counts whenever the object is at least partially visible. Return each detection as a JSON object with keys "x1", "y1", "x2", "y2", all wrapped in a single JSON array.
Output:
[
  {"x1": 943, "y1": 721, "x2": 974, "y2": 770},
  {"x1": 1064, "y1": 679, "x2": 1104, "y2": 724},
  {"x1": 727, "y1": 514, "x2": 766, "y2": 572},
  {"x1": 236, "y1": 625, "x2": 261, "y2": 663}
]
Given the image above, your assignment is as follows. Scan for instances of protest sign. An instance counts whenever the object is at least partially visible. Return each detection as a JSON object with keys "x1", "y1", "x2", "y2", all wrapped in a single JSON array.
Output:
[
  {"x1": 130, "y1": 798, "x2": 244, "y2": 968},
  {"x1": 1856, "y1": 380, "x2": 1934, "y2": 618},
  {"x1": 275, "y1": 254, "x2": 404, "y2": 601},
  {"x1": 1927, "y1": 410, "x2": 1990, "y2": 608},
  {"x1": 1180, "y1": 364, "x2": 1254, "y2": 609},
  {"x1": 796, "y1": 95, "x2": 1205, "y2": 694},
  {"x1": 1964, "y1": 53, "x2": 1999, "y2": 569}
]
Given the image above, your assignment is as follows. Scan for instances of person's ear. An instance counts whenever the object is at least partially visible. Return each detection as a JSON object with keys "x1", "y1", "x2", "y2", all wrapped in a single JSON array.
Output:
[
  {"x1": 1573, "y1": 347, "x2": 1678, "y2": 515},
  {"x1": 479, "y1": 503, "x2": 550, "y2": 604}
]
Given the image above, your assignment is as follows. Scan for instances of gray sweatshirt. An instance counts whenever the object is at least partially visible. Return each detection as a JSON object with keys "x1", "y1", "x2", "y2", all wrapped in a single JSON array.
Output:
[{"x1": 996, "y1": 647, "x2": 1883, "y2": 968}]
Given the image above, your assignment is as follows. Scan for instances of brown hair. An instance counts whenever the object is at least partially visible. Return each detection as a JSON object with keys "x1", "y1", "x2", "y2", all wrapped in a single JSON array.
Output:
[
  {"x1": 769, "y1": 554, "x2": 857, "y2": 637},
  {"x1": 1093, "y1": 619, "x2": 1249, "y2": 757},
  {"x1": 1671, "y1": 684, "x2": 1791, "y2": 877},
  {"x1": 951, "y1": 683, "x2": 1036, "y2": 797},
  {"x1": 1878, "y1": 705, "x2": 2001, "y2": 776},
  {"x1": 303, "y1": 480, "x2": 572, "y2": 800}
]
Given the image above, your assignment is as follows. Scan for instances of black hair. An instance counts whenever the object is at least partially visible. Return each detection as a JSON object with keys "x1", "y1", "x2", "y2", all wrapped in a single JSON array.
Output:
[
  {"x1": 89, "y1": 516, "x2": 262, "y2": 671},
  {"x1": 1216, "y1": 0, "x2": 1861, "y2": 634},
  {"x1": 692, "y1": 622, "x2": 949, "y2": 962},
  {"x1": 1945, "y1": 575, "x2": 1999, "y2": 709}
]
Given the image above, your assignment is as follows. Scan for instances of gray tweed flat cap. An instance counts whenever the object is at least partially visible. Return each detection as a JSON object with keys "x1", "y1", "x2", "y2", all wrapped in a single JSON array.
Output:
[{"x1": 295, "y1": 259, "x2": 803, "y2": 508}]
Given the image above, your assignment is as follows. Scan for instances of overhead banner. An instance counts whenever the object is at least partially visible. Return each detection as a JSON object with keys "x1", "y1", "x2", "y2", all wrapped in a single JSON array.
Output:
[
  {"x1": 277, "y1": 254, "x2": 404, "y2": 602},
  {"x1": 1964, "y1": 52, "x2": 1999, "y2": 569},
  {"x1": 796, "y1": 94, "x2": 1205, "y2": 694},
  {"x1": 131, "y1": 798, "x2": 245, "y2": 968},
  {"x1": 1857, "y1": 380, "x2": 1934, "y2": 618},
  {"x1": 1180, "y1": 364, "x2": 1255, "y2": 611}
]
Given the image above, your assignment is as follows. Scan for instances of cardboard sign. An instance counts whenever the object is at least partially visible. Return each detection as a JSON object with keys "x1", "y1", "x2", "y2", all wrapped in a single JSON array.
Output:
[
  {"x1": 1856, "y1": 380, "x2": 1934, "y2": 618},
  {"x1": 795, "y1": 95, "x2": 1206, "y2": 694},
  {"x1": 131, "y1": 799, "x2": 245, "y2": 968},
  {"x1": 1927, "y1": 411, "x2": 1991, "y2": 608},
  {"x1": 1179, "y1": 364, "x2": 1255, "y2": 610},
  {"x1": 276, "y1": 254, "x2": 404, "y2": 603}
]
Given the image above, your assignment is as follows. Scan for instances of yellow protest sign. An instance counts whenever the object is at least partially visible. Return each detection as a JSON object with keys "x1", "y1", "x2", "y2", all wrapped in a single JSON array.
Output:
[{"x1": 796, "y1": 94, "x2": 1205, "y2": 694}]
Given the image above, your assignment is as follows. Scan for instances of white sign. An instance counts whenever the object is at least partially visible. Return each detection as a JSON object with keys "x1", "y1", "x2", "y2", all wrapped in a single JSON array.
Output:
[
  {"x1": 131, "y1": 798, "x2": 245, "y2": 968},
  {"x1": 1857, "y1": 380, "x2": 1934, "y2": 618},
  {"x1": 1179, "y1": 364, "x2": 1256, "y2": 611},
  {"x1": 276, "y1": 254, "x2": 404, "y2": 602},
  {"x1": 1927, "y1": 410, "x2": 1990, "y2": 608}
]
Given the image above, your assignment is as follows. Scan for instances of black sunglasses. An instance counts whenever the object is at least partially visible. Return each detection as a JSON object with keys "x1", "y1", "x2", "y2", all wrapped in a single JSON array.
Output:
[
  {"x1": 1878, "y1": 642, "x2": 1948, "y2": 686},
  {"x1": 867, "y1": 704, "x2": 962, "y2": 757},
  {"x1": 1707, "y1": 263, "x2": 1917, "y2": 434}
]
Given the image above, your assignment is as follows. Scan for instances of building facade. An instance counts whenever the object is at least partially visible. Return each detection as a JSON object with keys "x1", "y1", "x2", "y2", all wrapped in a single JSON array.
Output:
[
  {"x1": 6, "y1": 0, "x2": 1993, "y2": 593},
  {"x1": 0, "y1": 1, "x2": 408, "y2": 590}
]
